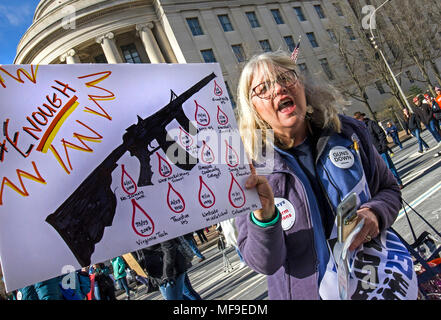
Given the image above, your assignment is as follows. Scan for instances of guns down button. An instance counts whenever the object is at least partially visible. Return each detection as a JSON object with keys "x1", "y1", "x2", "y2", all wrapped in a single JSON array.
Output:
[
  {"x1": 329, "y1": 146, "x2": 354, "y2": 169},
  {"x1": 275, "y1": 197, "x2": 296, "y2": 231}
]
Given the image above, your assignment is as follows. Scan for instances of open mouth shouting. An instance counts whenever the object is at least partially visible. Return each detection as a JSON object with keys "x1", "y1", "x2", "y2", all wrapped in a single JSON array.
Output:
[{"x1": 277, "y1": 97, "x2": 296, "y2": 114}]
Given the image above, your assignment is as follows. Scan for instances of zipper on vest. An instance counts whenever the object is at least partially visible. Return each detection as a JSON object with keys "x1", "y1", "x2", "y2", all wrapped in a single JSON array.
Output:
[
  {"x1": 296, "y1": 175, "x2": 320, "y2": 299},
  {"x1": 286, "y1": 251, "x2": 292, "y2": 300},
  {"x1": 313, "y1": 153, "x2": 338, "y2": 222},
  {"x1": 272, "y1": 168, "x2": 320, "y2": 299}
]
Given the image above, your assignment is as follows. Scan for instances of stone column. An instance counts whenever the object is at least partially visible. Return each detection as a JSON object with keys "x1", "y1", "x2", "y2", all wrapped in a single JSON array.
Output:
[
  {"x1": 60, "y1": 49, "x2": 81, "y2": 64},
  {"x1": 151, "y1": 21, "x2": 177, "y2": 63},
  {"x1": 95, "y1": 32, "x2": 123, "y2": 64},
  {"x1": 136, "y1": 23, "x2": 165, "y2": 63}
]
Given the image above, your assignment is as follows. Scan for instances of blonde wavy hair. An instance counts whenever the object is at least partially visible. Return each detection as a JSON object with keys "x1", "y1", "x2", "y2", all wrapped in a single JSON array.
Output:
[{"x1": 237, "y1": 50, "x2": 344, "y2": 161}]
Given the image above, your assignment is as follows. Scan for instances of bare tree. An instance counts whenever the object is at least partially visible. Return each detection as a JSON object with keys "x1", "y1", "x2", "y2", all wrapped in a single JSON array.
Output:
[
  {"x1": 332, "y1": 0, "x2": 409, "y2": 118},
  {"x1": 422, "y1": 0, "x2": 441, "y2": 86},
  {"x1": 321, "y1": 0, "x2": 440, "y2": 118},
  {"x1": 331, "y1": 29, "x2": 377, "y2": 118},
  {"x1": 330, "y1": 0, "x2": 385, "y2": 120},
  {"x1": 381, "y1": 0, "x2": 441, "y2": 95}
]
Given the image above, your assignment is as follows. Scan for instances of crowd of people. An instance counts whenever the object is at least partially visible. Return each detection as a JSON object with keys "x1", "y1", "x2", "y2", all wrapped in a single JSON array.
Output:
[
  {"x1": 3, "y1": 261, "x2": 120, "y2": 300},
  {"x1": 1, "y1": 228, "x2": 241, "y2": 301},
  {"x1": 355, "y1": 89, "x2": 441, "y2": 159},
  {"x1": 402, "y1": 91, "x2": 441, "y2": 153},
  {"x1": 353, "y1": 86, "x2": 441, "y2": 191}
]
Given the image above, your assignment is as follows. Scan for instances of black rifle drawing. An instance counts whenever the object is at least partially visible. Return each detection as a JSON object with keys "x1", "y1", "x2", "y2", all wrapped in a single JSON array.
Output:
[{"x1": 46, "y1": 72, "x2": 216, "y2": 267}]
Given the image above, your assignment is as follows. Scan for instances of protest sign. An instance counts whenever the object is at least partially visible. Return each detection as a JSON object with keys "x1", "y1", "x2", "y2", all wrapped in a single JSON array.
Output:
[{"x1": 0, "y1": 63, "x2": 261, "y2": 291}]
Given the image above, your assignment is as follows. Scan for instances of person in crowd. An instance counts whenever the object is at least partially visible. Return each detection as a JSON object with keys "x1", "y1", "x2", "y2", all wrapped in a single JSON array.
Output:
[
  {"x1": 402, "y1": 107, "x2": 430, "y2": 154},
  {"x1": 78, "y1": 266, "x2": 95, "y2": 300},
  {"x1": 182, "y1": 273, "x2": 202, "y2": 300},
  {"x1": 234, "y1": 50, "x2": 416, "y2": 300},
  {"x1": 89, "y1": 264, "x2": 100, "y2": 300},
  {"x1": 428, "y1": 89, "x2": 441, "y2": 132},
  {"x1": 195, "y1": 229, "x2": 208, "y2": 243},
  {"x1": 15, "y1": 276, "x2": 64, "y2": 300},
  {"x1": 435, "y1": 87, "x2": 441, "y2": 107},
  {"x1": 183, "y1": 232, "x2": 206, "y2": 262},
  {"x1": 412, "y1": 95, "x2": 441, "y2": 145},
  {"x1": 92, "y1": 263, "x2": 116, "y2": 300},
  {"x1": 354, "y1": 112, "x2": 403, "y2": 189},
  {"x1": 385, "y1": 121, "x2": 403, "y2": 150},
  {"x1": 435, "y1": 87, "x2": 441, "y2": 115},
  {"x1": 136, "y1": 269, "x2": 201, "y2": 300},
  {"x1": 141, "y1": 238, "x2": 201, "y2": 300},
  {"x1": 175, "y1": 236, "x2": 203, "y2": 299},
  {"x1": 111, "y1": 256, "x2": 135, "y2": 300},
  {"x1": 57, "y1": 268, "x2": 90, "y2": 300},
  {"x1": 377, "y1": 122, "x2": 395, "y2": 156},
  {"x1": 218, "y1": 218, "x2": 246, "y2": 268}
]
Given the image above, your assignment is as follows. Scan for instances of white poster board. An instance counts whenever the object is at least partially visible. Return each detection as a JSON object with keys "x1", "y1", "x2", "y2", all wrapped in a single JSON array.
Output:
[{"x1": 0, "y1": 63, "x2": 261, "y2": 292}]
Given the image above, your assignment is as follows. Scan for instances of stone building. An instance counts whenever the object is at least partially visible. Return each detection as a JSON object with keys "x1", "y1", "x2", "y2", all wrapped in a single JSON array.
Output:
[{"x1": 14, "y1": 0, "x2": 441, "y2": 115}]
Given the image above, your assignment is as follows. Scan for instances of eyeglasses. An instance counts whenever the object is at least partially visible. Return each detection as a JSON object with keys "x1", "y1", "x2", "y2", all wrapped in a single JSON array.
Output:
[{"x1": 251, "y1": 70, "x2": 298, "y2": 100}]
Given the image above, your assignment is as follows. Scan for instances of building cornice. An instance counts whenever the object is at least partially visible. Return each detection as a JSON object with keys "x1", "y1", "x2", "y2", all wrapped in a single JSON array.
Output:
[
  {"x1": 155, "y1": 0, "x2": 293, "y2": 14},
  {"x1": 15, "y1": 0, "x2": 154, "y2": 64}
]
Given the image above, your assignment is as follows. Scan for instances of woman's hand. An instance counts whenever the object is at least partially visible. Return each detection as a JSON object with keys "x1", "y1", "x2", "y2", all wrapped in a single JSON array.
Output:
[
  {"x1": 349, "y1": 208, "x2": 380, "y2": 251},
  {"x1": 245, "y1": 164, "x2": 275, "y2": 221}
]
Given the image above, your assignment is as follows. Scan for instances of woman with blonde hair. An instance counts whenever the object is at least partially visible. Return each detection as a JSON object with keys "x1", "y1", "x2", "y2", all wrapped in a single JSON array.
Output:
[
  {"x1": 237, "y1": 50, "x2": 417, "y2": 299},
  {"x1": 237, "y1": 51, "x2": 342, "y2": 157}
]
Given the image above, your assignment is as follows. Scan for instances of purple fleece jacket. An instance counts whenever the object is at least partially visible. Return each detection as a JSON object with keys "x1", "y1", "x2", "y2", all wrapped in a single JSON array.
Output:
[{"x1": 236, "y1": 115, "x2": 402, "y2": 300}]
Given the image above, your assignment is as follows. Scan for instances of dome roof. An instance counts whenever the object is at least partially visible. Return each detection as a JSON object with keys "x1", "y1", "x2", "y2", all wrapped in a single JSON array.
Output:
[
  {"x1": 34, "y1": 0, "x2": 107, "y2": 22},
  {"x1": 15, "y1": 0, "x2": 156, "y2": 64}
]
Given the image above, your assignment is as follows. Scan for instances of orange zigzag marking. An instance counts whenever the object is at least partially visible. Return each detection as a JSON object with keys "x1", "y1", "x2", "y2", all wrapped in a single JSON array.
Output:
[
  {"x1": 0, "y1": 65, "x2": 39, "y2": 88},
  {"x1": 0, "y1": 161, "x2": 46, "y2": 205},
  {"x1": 78, "y1": 71, "x2": 114, "y2": 120},
  {"x1": 61, "y1": 120, "x2": 103, "y2": 171}
]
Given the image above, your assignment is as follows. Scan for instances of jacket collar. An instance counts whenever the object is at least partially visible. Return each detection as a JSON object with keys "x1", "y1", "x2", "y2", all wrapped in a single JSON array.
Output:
[{"x1": 264, "y1": 115, "x2": 358, "y2": 174}]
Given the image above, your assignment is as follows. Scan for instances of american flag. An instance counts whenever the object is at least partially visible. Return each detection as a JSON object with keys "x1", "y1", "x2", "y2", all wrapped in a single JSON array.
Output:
[{"x1": 290, "y1": 36, "x2": 301, "y2": 63}]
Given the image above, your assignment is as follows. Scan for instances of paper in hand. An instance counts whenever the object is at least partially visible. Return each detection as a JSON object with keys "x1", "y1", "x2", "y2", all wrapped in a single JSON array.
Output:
[{"x1": 335, "y1": 218, "x2": 365, "y2": 300}]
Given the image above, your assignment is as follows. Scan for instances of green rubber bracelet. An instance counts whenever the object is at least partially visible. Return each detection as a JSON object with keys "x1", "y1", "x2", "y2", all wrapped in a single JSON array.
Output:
[{"x1": 250, "y1": 206, "x2": 280, "y2": 228}]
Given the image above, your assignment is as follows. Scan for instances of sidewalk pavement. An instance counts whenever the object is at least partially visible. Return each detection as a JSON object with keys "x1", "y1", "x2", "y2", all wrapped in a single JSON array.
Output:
[
  {"x1": 193, "y1": 226, "x2": 219, "y2": 252},
  {"x1": 387, "y1": 129, "x2": 412, "y2": 149}
]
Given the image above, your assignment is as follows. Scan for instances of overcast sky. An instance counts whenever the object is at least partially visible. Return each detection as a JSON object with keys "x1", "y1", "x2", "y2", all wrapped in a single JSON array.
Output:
[{"x1": 0, "y1": 0, "x2": 37, "y2": 64}]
